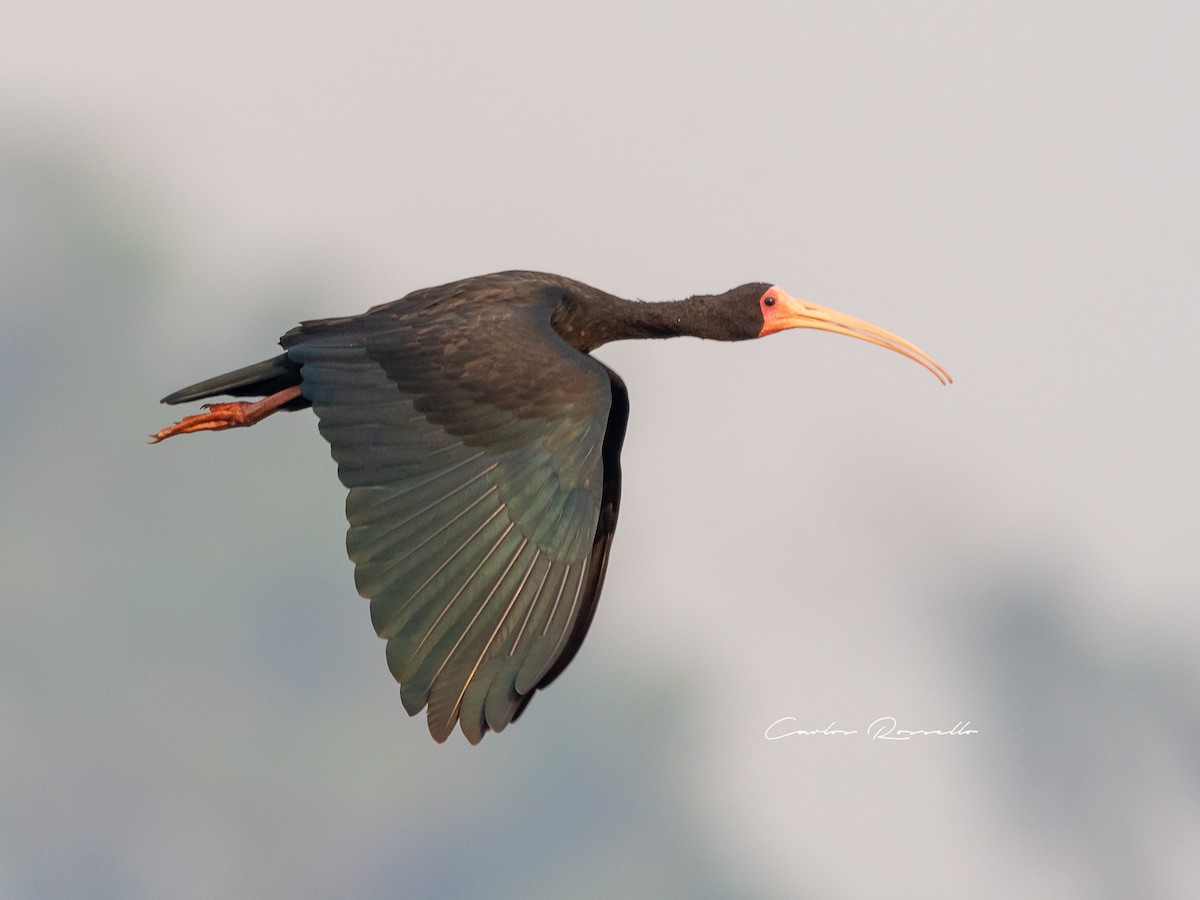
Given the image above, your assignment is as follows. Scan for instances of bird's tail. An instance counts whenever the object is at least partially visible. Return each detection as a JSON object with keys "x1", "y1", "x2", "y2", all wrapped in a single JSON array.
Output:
[{"x1": 160, "y1": 353, "x2": 304, "y2": 405}]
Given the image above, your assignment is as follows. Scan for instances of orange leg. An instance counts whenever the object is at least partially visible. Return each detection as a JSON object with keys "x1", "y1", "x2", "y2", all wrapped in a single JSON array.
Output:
[{"x1": 150, "y1": 385, "x2": 303, "y2": 443}]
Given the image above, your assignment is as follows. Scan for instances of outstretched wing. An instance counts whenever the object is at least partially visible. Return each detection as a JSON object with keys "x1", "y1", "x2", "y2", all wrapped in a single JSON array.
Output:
[{"x1": 283, "y1": 291, "x2": 625, "y2": 743}]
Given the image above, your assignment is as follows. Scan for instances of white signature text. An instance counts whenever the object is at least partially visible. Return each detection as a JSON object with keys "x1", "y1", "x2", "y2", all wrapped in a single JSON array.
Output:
[{"x1": 765, "y1": 716, "x2": 978, "y2": 741}]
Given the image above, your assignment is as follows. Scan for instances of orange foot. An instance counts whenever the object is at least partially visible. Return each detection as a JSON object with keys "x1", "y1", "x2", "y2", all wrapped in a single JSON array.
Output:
[
  {"x1": 150, "y1": 402, "x2": 256, "y2": 443},
  {"x1": 150, "y1": 385, "x2": 302, "y2": 444}
]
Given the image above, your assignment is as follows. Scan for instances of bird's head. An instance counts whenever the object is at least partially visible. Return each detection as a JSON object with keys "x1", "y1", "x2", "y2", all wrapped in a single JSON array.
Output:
[{"x1": 753, "y1": 285, "x2": 952, "y2": 384}]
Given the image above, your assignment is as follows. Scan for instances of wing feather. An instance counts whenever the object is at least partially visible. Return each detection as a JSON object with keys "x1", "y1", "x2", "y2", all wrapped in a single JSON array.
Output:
[{"x1": 282, "y1": 286, "x2": 626, "y2": 742}]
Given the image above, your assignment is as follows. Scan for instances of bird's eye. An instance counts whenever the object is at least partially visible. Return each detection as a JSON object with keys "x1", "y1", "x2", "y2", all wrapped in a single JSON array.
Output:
[{"x1": 764, "y1": 295, "x2": 776, "y2": 307}]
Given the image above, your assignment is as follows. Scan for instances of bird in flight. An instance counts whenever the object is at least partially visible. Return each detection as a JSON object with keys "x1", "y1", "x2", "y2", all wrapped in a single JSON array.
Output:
[{"x1": 154, "y1": 271, "x2": 950, "y2": 743}]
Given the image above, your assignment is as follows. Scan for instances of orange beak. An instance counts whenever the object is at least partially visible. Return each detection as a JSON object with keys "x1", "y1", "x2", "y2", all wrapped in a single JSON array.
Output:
[{"x1": 762, "y1": 289, "x2": 952, "y2": 385}]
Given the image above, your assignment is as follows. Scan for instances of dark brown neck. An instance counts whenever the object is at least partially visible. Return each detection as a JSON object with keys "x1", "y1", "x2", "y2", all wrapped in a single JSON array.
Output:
[{"x1": 551, "y1": 286, "x2": 764, "y2": 353}]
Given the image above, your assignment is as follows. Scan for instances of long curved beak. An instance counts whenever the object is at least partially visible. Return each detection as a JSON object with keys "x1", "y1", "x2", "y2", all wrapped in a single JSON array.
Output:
[{"x1": 763, "y1": 290, "x2": 952, "y2": 384}]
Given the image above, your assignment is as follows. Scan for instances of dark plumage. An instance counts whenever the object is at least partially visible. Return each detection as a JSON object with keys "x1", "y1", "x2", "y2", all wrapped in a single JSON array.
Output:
[{"x1": 155, "y1": 270, "x2": 949, "y2": 743}]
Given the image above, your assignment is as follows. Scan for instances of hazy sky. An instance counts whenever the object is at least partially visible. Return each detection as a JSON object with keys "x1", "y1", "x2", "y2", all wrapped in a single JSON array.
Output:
[{"x1": 3, "y1": 3, "x2": 1199, "y2": 898}]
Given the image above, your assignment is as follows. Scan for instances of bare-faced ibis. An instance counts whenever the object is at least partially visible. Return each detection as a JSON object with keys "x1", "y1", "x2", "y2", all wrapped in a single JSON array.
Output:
[{"x1": 154, "y1": 271, "x2": 950, "y2": 743}]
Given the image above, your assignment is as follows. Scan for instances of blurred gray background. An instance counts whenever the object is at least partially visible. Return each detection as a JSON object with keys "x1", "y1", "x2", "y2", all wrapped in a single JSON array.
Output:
[{"x1": 3, "y1": 2, "x2": 1198, "y2": 898}]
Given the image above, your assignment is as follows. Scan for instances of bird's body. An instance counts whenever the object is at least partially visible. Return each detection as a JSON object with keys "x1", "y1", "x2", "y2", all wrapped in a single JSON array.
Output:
[{"x1": 155, "y1": 271, "x2": 949, "y2": 743}]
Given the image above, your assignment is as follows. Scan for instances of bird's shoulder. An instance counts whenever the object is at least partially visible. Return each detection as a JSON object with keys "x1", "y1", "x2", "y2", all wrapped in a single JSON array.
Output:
[{"x1": 281, "y1": 271, "x2": 612, "y2": 420}]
